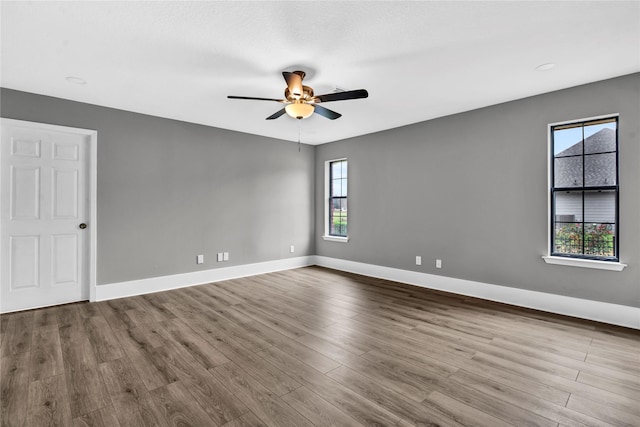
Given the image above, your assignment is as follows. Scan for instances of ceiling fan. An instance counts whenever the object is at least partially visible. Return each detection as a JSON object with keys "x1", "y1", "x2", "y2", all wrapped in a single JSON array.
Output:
[{"x1": 227, "y1": 71, "x2": 368, "y2": 120}]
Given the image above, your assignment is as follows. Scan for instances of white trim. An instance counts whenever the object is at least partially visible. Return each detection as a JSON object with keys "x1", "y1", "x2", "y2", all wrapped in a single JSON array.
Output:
[
  {"x1": 95, "y1": 256, "x2": 314, "y2": 301},
  {"x1": 313, "y1": 256, "x2": 640, "y2": 329},
  {"x1": 0, "y1": 118, "x2": 98, "y2": 307},
  {"x1": 322, "y1": 235, "x2": 349, "y2": 243},
  {"x1": 542, "y1": 255, "x2": 626, "y2": 271}
]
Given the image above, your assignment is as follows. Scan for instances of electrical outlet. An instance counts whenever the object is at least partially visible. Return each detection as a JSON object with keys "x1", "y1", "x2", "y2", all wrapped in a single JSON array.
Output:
[
  {"x1": 196, "y1": 254, "x2": 204, "y2": 264},
  {"x1": 415, "y1": 256, "x2": 422, "y2": 266},
  {"x1": 290, "y1": 245, "x2": 295, "y2": 253},
  {"x1": 217, "y1": 253, "x2": 223, "y2": 262},
  {"x1": 223, "y1": 252, "x2": 229, "y2": 261},
  {"x1": 436, "y1": 259, "x2": 442, "y2": 269}
]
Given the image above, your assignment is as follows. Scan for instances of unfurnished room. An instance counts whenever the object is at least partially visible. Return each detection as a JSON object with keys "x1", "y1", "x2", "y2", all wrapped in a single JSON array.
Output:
[{"x1": 0, "y1": 1, "x2": 639, "y2": 426}]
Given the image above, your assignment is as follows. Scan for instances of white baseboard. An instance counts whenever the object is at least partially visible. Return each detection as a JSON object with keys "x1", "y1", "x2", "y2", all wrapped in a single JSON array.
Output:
[
  {"x1": 94, "y1": 256, "x2": 314, "y2": 302},
  {"x1": 95, "y1": 254, "x2": 639, "y2": 329},
  {"x1": 313, "y1": 256, "x2": 640, "y2": 330}
]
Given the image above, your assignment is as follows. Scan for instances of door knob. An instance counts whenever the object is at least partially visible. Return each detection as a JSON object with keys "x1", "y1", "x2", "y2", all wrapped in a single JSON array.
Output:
[{"x1": 79, "y1": 223, "x2": 87, "y2": 229}]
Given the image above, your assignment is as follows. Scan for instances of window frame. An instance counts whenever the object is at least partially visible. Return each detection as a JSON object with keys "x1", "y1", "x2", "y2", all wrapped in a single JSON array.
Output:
[
  {"x1": 544, "y1": 114, "x2": 626, "y2": 270},
  {"x1": 323, "y1": 158, "x2": 349, "y2": 242}
]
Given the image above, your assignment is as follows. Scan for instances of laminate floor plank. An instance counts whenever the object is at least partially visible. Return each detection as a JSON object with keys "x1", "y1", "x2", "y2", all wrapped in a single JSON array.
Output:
[
  {"x1": 566, "y1": 394, "x2": 640, "y2": 427},
  {"x1": 32, "y1": 307, "x2": 58, "y2": 331},
  {"x1": 111, "y1": 393, "x2": 171, "y2": 427},
  {"x1": 76, "y1": 301, "x2": 101, "y2": 319},
  {"x1": 95, "y1": 299, "x2": 138, "y2": 331},
  {"x1": 423, "y1": 391, "x2": 516, "y2": 427},
  {"x1": 472, "y1": 351, "x2": 640, "y2": 416},
  {"x1": 449, "y1": 369, "x2": 611, "y2": 427},
  {"x1": 1, "y1": 351, "x2": 30, "y2": 427},
  {"x1": 1, "y1": 311, "x2": 34, "y2": 357},
  {"x1": 169, "y1": 293, "x2": 273, "y2": 352},
  {"x1": 577, "y1": 370, "x2": 640, "y2": 398},
  {"x1": 280, "y1": 386, "x2": 366, "y2": 427},
  {"x1": 57, "y1": 304, "x2": 89, "y2": 344},
  {"x1": 326, "y1": 365, "x2": 466, "y2": 427},
  {"x1": 210, "y1": 362, "x2": 315, "y2": 427},
  {"x1": 29, "y1": 327, "x2": 64, "y2": 382},
  {"x1": 132, "y1": 294, "x2": 178, "y2": 324},
  {"x1": 84, "y1": 315, "x2": 124, "y2": 364},
  {"x1": 182, "y1": 286, "x2": 254, "y2": 326},
  {"x1": 157, "y1": 317, "x2": 230, "y2": 369},
  {"x1": 257, "y1": 346, "x2": 414, "y2": 427},
  {"x1": 2, "y1": 266, "x2": 638, "y2": 427},
  {"x1": 60, "y1": 338, "x2": 111, "y2": 418},
  {"x1": 220, "y1": 411, "x2": 268, "y2": 427},
  {"x1": 149, "y1": 381, "x2": 220, "y2": 427},
  {"x1": 148, "y1": 329, "x2": 250, "y2": 426},
  {"x1": 27, "y1": 374, "x2": 73, "y2": 427},
  {"x1": 159, "y1": 316, "x2": 302, "y2": 398},
  {"x1": 111, "y1": 327, "x2": 178, "y2": 391},
  {"x1": 98, "y1": 357, "x2": 151, "y2": 404},
  {"x1": 72, "y1": 406, "x2": 121, "y2": 427}
]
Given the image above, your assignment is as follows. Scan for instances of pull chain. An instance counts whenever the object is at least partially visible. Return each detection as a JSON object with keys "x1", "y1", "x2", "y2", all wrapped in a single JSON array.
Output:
[{"x1": 298, "y1": 119, "x2": 301, "y2": 152}]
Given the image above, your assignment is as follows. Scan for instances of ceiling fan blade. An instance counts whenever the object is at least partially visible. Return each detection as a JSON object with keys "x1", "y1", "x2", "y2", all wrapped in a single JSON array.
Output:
[
  {"x1": 282, "y1": 71, "x2": 304, "y2": 98},
  {"x1": 313, "y1": 105, "x2": 342, "y2": 120},
  {"x1": 265, "y1": 108, "x2": 287, "y2": 120},
  {"x1": 228, "y1": 95, "x2": 285, "y2": 102},
  {"x1": 314, "y1": 89, "x2": 369, "y2": 103}
]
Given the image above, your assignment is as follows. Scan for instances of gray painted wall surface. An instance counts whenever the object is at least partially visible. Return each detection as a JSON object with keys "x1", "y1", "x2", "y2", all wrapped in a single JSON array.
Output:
[
  {"x1": 1, "y1": 89, "x2": 315, "y2": 285},
  {"x1": 315, "y1": 73, "x2": 640, "y2": 307}
]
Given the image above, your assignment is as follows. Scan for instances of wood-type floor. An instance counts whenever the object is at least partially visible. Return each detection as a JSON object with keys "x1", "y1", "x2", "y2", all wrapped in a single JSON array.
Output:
[{"x1": 1, "y1": 266, "x2": 639, "y2": 426}]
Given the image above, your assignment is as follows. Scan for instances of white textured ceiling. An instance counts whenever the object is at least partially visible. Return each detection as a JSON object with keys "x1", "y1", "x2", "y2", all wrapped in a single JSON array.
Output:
[{"x1": 2, "y1": 1, "x2": 639, "y2": 145}]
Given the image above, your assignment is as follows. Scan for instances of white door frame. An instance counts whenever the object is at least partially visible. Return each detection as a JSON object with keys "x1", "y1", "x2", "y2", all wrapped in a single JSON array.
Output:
[{"x1": 0, "y1": 118, "x2": 97, "y2": 310}]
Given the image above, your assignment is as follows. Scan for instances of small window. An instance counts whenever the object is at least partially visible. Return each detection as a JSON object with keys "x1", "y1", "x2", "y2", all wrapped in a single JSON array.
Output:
[
  {"x1": 550, "y1": 116, "x2": 619, "y2": 261},
  {"x1": 326, "y1": 159, "x2": 348, "y2": 239}
]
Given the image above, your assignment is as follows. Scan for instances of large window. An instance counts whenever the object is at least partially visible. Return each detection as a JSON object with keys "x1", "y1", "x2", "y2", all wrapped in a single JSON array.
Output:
[
  {"x1": 328, "y1": 159, "x2": 348, "y2": 238},
  {"x1": 550, "y1": 116, "x2": 618, "y2": 261}
]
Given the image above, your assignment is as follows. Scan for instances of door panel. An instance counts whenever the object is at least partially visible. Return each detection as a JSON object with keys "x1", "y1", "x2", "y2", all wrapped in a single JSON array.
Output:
[
  {"x1": 52, "y1": 234, "x2": 78, "y2": 286},
  {"x1": 1, "y1": 120, "x2": 93, "y2": 312},
  {"x1": 53, "y1": 168, "x2": 78, "y2": 219},
  {"x1": 9, "y1": 235, "x2": 39, "y2": 289},
  {"x1": 11, "y1": 166, "x2": 40, "y2": 220}
]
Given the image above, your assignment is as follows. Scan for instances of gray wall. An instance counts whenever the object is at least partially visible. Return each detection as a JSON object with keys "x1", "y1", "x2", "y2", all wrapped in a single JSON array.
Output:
[
  {"x1": 1, "y1": 89, "x2": 315, "y2": 285},
  {"x1": 315, "y1": 73, "x2": 640, "y2": 308},
  {"x1": 3, "y1": 74, "x2": 638, "y2": 308}
]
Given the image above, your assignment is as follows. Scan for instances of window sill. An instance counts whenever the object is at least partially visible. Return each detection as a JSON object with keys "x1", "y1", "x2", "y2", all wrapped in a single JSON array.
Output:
[
  {"x1": 542, "y1": 256, "x2": 627, "y2": 271},
  {"x1": 322, "y1": 235, "x2": 349, "y2": 243}
]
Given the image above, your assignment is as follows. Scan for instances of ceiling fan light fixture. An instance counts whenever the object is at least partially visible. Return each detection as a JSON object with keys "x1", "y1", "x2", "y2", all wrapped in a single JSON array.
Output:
[{"x1": 285, "y1": 102, "x2": 314, "y2": 120}]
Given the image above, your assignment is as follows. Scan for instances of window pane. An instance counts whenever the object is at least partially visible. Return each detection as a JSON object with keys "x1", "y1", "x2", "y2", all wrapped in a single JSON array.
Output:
[
  {"x1": 553, "y1": 222, "x2": 583, "y2": 255},
  {"x1": 554, "y1": 191, "x2": 582, "y2": 222},
  {"x1": 341, "y1": 161, "x2": 348, "y2": 178},
  {"x1": 332, "y1": 180, "x2": 341, "y2": 197},
  {"x1": 584, "y1": 153, "x2": 616, "y2": 186},
  {"x1": 332, "y1": 198, "x2": 341, "y2": 210},
  {"x1": 554, "y1": 127, "x2": 583, "y2": 156},
  {"x1": 584, "y1": 190, "x2": 615, "y2": 223},
  {"x1": 584, "y1": 223, "x2": 615, "y2": 257},
  {"x1": 332, "y1": 161, "x2": 343, "y2": 179},
  {"x1": 331, "y1": 178, "x2": 346, "y2": 197},
  {"x1": 584, "y1": 121, "x2": 616, "y2": 154},
  {"x1": 554, "y1": 156, "x2": 582, "y2": 188}
]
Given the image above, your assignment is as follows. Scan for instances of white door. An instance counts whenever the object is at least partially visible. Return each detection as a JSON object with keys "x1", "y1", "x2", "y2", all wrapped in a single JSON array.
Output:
[{"x1": 1, "y1": 119, "x2": 94, "y2": 312}]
